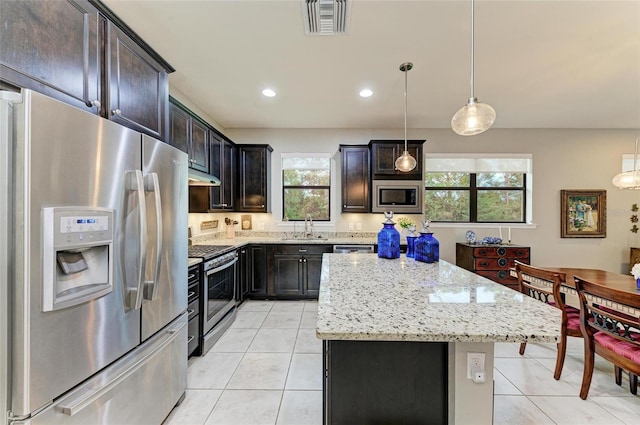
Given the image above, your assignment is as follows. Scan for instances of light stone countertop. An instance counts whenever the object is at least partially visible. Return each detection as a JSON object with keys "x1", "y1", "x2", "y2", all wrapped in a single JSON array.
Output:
[{"x1": 316, "y1": 253, "x2": 562, "y2": 344}]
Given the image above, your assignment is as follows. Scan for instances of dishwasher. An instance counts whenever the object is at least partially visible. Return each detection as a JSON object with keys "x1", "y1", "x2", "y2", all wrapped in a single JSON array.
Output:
[{"x1": 332, "y1": 245, "x2": 375, "y2": 254}]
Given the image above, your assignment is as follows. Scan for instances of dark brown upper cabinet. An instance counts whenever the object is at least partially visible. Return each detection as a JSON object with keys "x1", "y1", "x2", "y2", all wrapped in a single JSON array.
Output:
[
  {"x1": 339, "y1": 145, "x2": 370, "y2": 213},
  {"x1": 369, "y1": 140, "x2": 424, "y2": 180},
  {"x1": 209, "y1": 134, "x2": 235, "y2": 210},
  {"x1": 236, "y1": 145, "x2": 273, "y2": 213},
  {"x1": 106, "y1": 21, "x2": 169, "y2": 141},
  {"x1": 169, "y1": 99, "x2": 209, "y2": 173},
  {"x1": 0, "y1": 0, "x2": 173, "y2": 141}
]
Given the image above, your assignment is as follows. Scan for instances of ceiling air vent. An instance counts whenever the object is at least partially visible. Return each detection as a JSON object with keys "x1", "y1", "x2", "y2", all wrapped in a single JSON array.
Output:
[{"x1": 302, "y1": 0, "x2": 350, "y2": 35}]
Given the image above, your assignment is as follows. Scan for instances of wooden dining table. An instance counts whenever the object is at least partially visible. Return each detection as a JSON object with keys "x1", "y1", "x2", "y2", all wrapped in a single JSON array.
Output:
[{"x1": 510, "y1": 266, "x2": 640, "y2": 314}]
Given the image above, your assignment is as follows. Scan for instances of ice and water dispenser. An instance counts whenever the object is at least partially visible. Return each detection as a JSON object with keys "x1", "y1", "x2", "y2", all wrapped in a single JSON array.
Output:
[{"x1": 42, "y1": 207, "x2": 114, "y2": 311}]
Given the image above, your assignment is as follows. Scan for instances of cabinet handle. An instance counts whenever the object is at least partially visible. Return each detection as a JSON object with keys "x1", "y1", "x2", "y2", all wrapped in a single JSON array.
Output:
[
  {"x1": 479, "y1": 261, "x2": 489, "y2": 267},
  {"x1": 189, "y1": 159, "x2": 196, "y2": 163},
  {"x1": 188, "y1": 291, "x2": 196, "y2": 298},
  {"x1": 497, "y1": 247, "x2": 506, "y2": 256},
  {"x1": 111, "y1": 109, "x2": 122, "y2": 117},
  {"x1": 498, "y1": 258, "x2": 508, "y2": 267},
  {"x1": 343, "y1": 204, "x2": 347, "y2": 208},
  {"x1": 187, "y1": 335, "x2": 195, "y2": 343},
  {"x1": 303, "y1": 258, "x2": 307, "y2": 263},
  {"x1": 299, "y1": 249, "x2": 307, "y2": 253},
  {"x1": 299, "y1": 258, "x2": 303, "y2": 263},
  {"x1": 86, "y1": 99, "x2": 101, "y2": 112},
  {"x1": 187, "y1": 309, "x2": 195, "y2": 315},
  {"x1": 261, "y1": 205, "x2": 264, "y2": 208},
  {"x1": 188, "y1": 274, "x2": 196, "y2": 280}
]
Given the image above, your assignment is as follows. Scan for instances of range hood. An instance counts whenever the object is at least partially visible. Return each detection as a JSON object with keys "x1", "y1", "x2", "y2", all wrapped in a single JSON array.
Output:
[{"x1": 188, "y1": 169, "x2": 221, "y2": 186}]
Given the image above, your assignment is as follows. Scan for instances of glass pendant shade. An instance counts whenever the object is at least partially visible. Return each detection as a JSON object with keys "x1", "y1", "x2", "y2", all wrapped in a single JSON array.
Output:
[
  {"x1": 395, "y1": 151, "x2": 417, "y2": 172},
  {"x1": 612, "y1": 137, "x2": 640, "y2": 189},
  {"x1": 612, "y1": 171, "x2": 640, "y2": 189},
  {"x1": 451, "y1": 98, "x2": 496, "y2": 136}
]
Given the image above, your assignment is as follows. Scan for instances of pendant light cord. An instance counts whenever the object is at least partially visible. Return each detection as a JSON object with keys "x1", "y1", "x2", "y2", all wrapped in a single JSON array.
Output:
[
  {"x1": 470, "y1": 0, "x2": 475, "y2": 99},
  {"x1": 404, "y1": 66, "x2": 408, "y2": 152}
]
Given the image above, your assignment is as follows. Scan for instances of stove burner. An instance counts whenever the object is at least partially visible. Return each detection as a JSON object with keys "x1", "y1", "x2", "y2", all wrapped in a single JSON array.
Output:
[{"x1": 188, "y1": 245, "x2": 234, "y2": 259}]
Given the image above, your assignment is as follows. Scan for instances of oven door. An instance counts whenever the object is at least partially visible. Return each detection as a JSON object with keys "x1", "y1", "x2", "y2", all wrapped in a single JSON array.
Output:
[{"x1": 203, "y1": 255, "x2": 237, "y2": 335}]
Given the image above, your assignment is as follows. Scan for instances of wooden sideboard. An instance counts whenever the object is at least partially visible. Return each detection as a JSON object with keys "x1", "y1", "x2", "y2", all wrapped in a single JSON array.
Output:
[{"x1": 456, "y1": 243, "x2": 531, "y2": 290}]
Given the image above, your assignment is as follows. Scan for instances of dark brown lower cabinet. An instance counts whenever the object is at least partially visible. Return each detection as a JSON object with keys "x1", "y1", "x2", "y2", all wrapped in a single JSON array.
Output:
[
  {"x1": 324, "y1": 340, "x2": 448, "y2": 424},
  {"x1": 267, "y1": 244, "x2": 332, "y2": 299},
  {"x1": 244, "y1": 245, "x2": 268, "y2": 298}
]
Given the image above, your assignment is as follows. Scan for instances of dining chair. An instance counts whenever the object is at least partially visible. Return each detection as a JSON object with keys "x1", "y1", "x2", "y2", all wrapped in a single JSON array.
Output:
[
  {"x1": 574, "y1": 275, "x2": 640, "y2": 399},
  {"x1": 514, "y1": 261, "x2": 581, "y2": 380}
]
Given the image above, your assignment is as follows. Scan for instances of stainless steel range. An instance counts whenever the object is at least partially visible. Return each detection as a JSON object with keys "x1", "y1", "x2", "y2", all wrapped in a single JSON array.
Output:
[{"x1": 188, "y1": 245, "x2": 237, "y2": 354}]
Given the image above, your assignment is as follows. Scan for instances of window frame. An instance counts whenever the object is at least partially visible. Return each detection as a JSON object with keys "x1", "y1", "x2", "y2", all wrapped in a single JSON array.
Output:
[
  {"x1": 424, "y1": 154, "x2": 532, "y2": 224},
  {"x1": 281, "y1": 153, "x2": 332, "y2": 222}
]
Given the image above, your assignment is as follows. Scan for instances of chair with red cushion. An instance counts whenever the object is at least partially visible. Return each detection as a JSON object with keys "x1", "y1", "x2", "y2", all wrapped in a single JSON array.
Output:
[
  {"x1": 574, "y1": 275, "x2": 640, "y2": 399},
  {"x1": 515, "y1": 261, "x2": 582, "y2": 380}
]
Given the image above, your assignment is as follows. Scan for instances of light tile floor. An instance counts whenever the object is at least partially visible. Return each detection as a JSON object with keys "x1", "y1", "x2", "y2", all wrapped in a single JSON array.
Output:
[{"x1": 164, "y1": 300, "x2": 639, "y2": 425}]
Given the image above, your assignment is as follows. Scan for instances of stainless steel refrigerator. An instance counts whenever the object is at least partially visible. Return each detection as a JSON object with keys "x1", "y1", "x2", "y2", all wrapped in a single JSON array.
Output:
[{"x1": 0, "y1": 89, "x2": 188, "y2": 424}]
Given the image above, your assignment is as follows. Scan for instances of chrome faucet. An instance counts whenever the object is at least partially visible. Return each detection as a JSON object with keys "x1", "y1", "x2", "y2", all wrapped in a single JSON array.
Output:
[{"x1": 304, "y1": 214, "x2": 313, "y2": 238}]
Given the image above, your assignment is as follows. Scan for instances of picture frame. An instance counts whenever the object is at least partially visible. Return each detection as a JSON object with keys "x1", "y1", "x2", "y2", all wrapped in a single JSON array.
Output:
[{"x1": 560, "y1": 189, "x2": 606, "y2": 238}]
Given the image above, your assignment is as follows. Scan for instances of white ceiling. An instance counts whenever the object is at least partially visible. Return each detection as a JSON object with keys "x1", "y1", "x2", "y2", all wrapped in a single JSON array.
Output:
[{"x1": 103, "y1": 0, "x2": 640, "y2": 130}]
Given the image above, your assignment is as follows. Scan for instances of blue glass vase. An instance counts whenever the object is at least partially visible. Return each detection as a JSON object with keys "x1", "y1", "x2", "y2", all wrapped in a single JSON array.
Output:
[
  {"x1": 415, "y1": 222, "x2": 440, "y2": 263},
  {"x1": 378, "y1": 213, "x2": 400, "y2": 259},
  {"x1": 406, "y1": 224, "x2": 417, "y2": 258}
]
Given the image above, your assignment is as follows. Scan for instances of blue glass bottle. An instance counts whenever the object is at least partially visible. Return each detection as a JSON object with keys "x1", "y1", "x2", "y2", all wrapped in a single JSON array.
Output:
[
  {"x1": 415, "y1": 221, "x2": 440, "y2": 263},
  {"x1": 378, "y1": 212, "x2": 400, "y2": 259},
  {"x1": 406, "y1": 224, "x2": 417, "y2": 258}
]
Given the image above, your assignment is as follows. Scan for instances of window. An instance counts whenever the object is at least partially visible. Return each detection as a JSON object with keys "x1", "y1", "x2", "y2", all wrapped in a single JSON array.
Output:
[
  {"x1": 282, "y1": 153, "x2": 331, "y2": 221},
  {"x1": 424, "y1": 155, "x2": 532, "y2": 223}
]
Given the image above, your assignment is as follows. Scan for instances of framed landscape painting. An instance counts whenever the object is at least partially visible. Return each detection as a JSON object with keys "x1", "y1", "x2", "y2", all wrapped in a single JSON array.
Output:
[{"x1": 560, "y1": 190, "x2": 606, "y2": 238}]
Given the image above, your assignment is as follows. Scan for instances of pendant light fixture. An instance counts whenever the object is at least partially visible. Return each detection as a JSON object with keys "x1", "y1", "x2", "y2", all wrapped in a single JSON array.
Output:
[
  {"x1": 451, "y1": 0, "x2": 496, "y2": 136},
  {"x1": 612, "y1": 137, "x2": 640, "y2": 189},
  {"x1": 395, "y1": 62, "x2": 417, "y2": 172}
]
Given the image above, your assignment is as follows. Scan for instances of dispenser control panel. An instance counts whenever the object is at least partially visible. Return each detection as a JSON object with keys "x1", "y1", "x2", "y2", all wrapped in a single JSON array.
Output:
[{"x1": 60, "y1": 215, "x2": 109, "y2": 233}]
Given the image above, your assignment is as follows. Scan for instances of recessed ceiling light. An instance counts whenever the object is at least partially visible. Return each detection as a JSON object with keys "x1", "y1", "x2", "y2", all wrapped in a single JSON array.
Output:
[
  {"x1": 359, "y1": 89, "x2": 373, "y2": 98},
  {"x1": 262, "y1": 88, "x2": 276, "y2": 97}
]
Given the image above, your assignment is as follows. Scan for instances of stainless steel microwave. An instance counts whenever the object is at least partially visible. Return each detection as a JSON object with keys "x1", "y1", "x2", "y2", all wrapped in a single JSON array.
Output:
[{"x1": 372, "y1": 180, "x2": 424, "y2": 214}]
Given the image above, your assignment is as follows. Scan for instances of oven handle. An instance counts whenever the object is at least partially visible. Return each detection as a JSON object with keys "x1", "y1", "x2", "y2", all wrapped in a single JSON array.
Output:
[
  {"x1": 126, "y1": 170, "x2": 147, "y2": 310},
  {"x1": 207, "y1": 256, "x2": 238, "y2": 275},
  {"x1": 143, "y1": 172, "x2": 162, "y2": 301}
]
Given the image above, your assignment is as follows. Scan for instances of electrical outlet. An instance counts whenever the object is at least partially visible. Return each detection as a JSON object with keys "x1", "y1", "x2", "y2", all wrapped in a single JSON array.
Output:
[
  {"x1": 348, "y1": 223, "x2": 354, "y2": 230},
  {"x1": 467, "y1": 352, "x2": 485, "y2": 379},
  {"x1": 356, "y1": 222, "x2": 362, "y2": 230},
  {"x1": 257, "y1": 222, "x2": 265, "y2": 231}
]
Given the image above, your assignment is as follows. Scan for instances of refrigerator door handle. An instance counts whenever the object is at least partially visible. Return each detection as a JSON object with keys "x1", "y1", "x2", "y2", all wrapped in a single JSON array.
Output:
[
  {"x1": 144, "y1": 172, "x2": 162, "y2": 301},
  {"x1": 126, "y1": 170, "x2": 147, "y2": 310}
]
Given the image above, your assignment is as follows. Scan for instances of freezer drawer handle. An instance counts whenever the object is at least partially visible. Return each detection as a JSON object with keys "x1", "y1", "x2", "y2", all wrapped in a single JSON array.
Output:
[
  {"x1": 57, "y1": 317, "x2": 186, "y2": 416},
  {"x1": 187, "y1": 335, "x2": 195, "y2": 343},
  {"x1": 126, "y1": 170, "x2": 147, "y2": 310},
  {"x1": 143, "y1": 172, "x2": 163, "y2": 301}
]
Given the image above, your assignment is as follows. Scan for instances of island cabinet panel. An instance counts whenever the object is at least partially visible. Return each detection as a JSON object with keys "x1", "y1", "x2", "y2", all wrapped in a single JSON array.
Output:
[
  {"x1": 324, "y1": 340, "x2": 448, "y2": 424},
  {"x1": 267, "y1": 245, "x2": 332, "y2": 299},
  {"x1": 339, "y1": 145, "x2": 370, "y2": 213},
  {"x1": 369, "y1": 140, "x2": 424, "y2": 179},
  {"x1": 456, "y1": 242, "x2": 530, "y2": 290}
]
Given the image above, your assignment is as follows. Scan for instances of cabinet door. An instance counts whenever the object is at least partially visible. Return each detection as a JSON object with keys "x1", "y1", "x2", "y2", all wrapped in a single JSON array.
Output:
[
  {"x1": 340, "y1": 146, "x2": 370, "y2": 213},
  {"x1": 237, "y1": 145, "x2": 272, "y2": 212},
  {"x1": 222, "y1": 141, "x2": 235, "y2": 210},
  {"x1": 169, "y1": 103, "x2": 190, "y2": 154},
  {"x1": 370, "y1": 141, "x2": 423, "y2": 179},
  {"x1": 273, "y1": 254, "x2": 303, "y2": 297},
  {"x1": 237, "y1": 247, "x2": 248, "y2": 302},
  {"x1": 247, "y1": 245, "x2": 268, "y2": 296},
  {"x1": 190, "y1": 117, "x2": 209, "y2": 173},
  {"x1": 0, "y1": 0, "x2": 101, "y2": 114},
  {"x1": 303, "y1": 253, "x2": 325, "y2": 298},
  {"x1": 106, "y1": 22, "x2": 168, "y2": 141},
  {"x1": 208, "y1": 134, "x2": 224, "y2": 209}
]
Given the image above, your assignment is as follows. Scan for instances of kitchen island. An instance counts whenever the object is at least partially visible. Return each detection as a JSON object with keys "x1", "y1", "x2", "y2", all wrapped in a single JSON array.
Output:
[{"x1": 316, "y1": 254, "x2": 562, "y2": 425}]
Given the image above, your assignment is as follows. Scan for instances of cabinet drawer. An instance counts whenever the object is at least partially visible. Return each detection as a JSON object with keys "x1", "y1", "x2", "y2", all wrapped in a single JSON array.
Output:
[
  {"x1": 473, "y1": 247, "x2": 529, "y2": 258},
  {"x1": 475, "y1": 270, "x2": 520, "y2": 289},
  {"x1": 188, "y1": 265, "x2": 201, "y2": 286},
  {"x1": 187, "y1": 298, "x2": 199, "y2": 320},
  {"x1": 474, "y1": 257, "x2": 527, "y2": 270},
  {"x1": 187, "y1": 315, "x2": 199, "y2": 356}
]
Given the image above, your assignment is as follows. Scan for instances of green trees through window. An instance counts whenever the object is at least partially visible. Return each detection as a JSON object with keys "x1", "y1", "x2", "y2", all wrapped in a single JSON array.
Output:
[{"x1": 282, "y1": 155, "x2": 331, "y2": 221}]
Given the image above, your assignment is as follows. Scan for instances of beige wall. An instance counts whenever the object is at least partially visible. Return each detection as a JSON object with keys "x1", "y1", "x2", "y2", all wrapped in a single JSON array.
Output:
[{"x1": 191, "y1": 127, "x2": 639, "y2": 274}]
